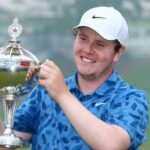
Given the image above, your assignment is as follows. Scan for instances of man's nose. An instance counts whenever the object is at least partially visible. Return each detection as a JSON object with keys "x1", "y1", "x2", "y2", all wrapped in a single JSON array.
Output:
[{"x1": 83, "y1": 43, "x2": 94, "y2": 53}]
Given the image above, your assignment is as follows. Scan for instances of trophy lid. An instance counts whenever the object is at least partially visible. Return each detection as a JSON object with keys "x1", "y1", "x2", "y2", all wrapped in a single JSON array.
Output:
[{"x1": 0, "y1": 17, "x2": 39, "y2": 89}]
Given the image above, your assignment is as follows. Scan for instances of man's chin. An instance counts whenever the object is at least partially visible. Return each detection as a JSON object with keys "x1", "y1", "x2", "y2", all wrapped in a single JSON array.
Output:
[{"x1": 78, "y1": 72, "x2": 96, "y2": 80}]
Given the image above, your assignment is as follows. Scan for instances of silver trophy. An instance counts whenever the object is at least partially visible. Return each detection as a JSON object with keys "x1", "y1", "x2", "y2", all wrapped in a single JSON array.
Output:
[{"x1": 0, "y1": 17, "x2": 39, "y2": 148}]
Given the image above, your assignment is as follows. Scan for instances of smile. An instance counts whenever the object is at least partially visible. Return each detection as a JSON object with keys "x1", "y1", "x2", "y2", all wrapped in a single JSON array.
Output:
[{"x1": 81, "y1": 56, "x2": 95, "y2": 63}]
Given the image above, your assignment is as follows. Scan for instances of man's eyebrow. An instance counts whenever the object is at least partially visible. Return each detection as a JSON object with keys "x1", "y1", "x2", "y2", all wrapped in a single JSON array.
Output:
[
  {"x1": 78, "y1": 31, "x2": 87, "y2": 36},
  {"x1": 96, "y1": 38, "x2": 112, "y2": 45}
]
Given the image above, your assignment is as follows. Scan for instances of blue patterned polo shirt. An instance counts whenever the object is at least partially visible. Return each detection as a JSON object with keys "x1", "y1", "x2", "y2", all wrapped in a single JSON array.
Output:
[{"x1": 13, "y1": 71, "x2": 149, "y2": 150}]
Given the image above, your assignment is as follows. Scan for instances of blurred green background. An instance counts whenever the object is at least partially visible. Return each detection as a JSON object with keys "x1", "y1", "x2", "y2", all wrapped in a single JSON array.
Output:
[{"x1": 0, "y1": 0, "x2": 149, "y2": 149}]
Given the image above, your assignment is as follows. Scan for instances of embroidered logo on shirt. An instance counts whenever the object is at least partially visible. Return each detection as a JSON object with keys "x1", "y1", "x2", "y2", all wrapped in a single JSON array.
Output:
[{"x1": 95, "y1": 102, "x2": 106, "y2": 107}]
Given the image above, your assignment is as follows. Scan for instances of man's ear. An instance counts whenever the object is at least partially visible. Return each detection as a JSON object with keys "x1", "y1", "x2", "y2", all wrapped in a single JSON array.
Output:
[{"x1": 114, "y1": 46, "x2": 126, "y2": 63}]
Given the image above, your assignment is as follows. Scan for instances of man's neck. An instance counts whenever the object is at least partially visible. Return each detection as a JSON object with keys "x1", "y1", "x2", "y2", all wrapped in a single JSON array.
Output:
[{"x1": 77, "y1": 72, "x2": 112, "y2": 94}]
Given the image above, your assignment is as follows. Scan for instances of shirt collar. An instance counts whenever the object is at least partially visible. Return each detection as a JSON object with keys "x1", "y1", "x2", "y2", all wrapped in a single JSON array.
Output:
[
  {"x1": 95, "y1": 71, "x2": 122, "y2": 96},
  {"x1": 66, "y1": 72, "x2": 79, "y2": 91},
  {"x1": 66, "y1": 71, "x2": 123, "y2": 96}
]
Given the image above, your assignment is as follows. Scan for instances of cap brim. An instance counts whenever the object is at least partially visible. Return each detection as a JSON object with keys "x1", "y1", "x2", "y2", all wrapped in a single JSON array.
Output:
[{"x1": 72, "y1": 24, "x2": 117, "y2": 41}]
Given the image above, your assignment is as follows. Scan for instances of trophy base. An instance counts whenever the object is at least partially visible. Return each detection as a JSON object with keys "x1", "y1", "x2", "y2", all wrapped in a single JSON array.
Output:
[{"x1": 0, "y1": 135, "x2": 22, "y2": 148}]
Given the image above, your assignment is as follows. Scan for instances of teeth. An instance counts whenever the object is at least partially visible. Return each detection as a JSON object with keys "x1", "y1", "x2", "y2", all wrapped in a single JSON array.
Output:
[{"x1": 82, "y1": 57, "x2": 94, "y2": 63}]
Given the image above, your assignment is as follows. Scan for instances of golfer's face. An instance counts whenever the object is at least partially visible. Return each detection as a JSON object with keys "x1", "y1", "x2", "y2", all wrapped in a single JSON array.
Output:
[{"x1": 73, "y1": 27, "x2": 120, "y2": 80}]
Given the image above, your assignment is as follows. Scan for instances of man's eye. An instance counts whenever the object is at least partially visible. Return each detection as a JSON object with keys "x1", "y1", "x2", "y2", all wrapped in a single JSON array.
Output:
[
  {"x1": 96, "y1": 43, "x2": 104, "y2": 47},
  {"x1": 79, "y1": 36, "x2": 87, "y2": 41},
  {"x1": 81, "y1": 37, "x2": 86, "y2": 41}
]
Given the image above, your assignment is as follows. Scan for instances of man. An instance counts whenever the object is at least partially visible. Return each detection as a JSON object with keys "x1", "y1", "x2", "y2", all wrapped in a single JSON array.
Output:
[{"x1": 0, "y1": 6, "x2": 149, "y2": 150}]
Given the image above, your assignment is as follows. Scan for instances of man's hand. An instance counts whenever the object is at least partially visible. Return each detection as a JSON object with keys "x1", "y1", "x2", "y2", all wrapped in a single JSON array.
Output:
[{"x1": 38, "y1": 59, "x2": 70, "y2": 102}]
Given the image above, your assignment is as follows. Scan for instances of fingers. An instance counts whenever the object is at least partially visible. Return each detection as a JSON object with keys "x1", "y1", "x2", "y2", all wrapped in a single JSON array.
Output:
[
  {"x1": 39, "y1": 62, "x2": 57, "y2": 80},
  {"x1": 43, "y1": 59, "x2": 60, "y2": 71},
  {"x1": 25, "y1": 59, "x2": 59, "y2": 82}
]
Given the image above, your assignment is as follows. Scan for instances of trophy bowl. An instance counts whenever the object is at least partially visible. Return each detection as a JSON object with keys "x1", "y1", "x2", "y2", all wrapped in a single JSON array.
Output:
[
  {"x1": 0, "y1": 41, "x2": 39, "y2": 88},
  {"x1": 0, "y1": 17, "x2": 39, "y2": 148}
]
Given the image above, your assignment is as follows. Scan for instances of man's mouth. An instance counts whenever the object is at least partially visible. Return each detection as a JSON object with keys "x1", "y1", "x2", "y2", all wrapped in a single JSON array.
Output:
[{"x1": 81, "y1": 56, "x2": 95, "y2": 63}]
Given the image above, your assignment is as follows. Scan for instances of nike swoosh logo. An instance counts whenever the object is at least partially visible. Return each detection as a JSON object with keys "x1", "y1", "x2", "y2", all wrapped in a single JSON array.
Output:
[
  {"x1": 95, "y1": 102, "x2": 106, "y2": 107},
  {"x1": 92, "y1": 16, "x2": 106, "y2": 19}
]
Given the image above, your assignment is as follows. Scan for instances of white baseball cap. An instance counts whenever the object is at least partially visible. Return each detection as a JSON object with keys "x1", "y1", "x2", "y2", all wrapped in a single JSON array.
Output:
[{"x1": 73, "y1": 7, "x2": 129, "y2": 45}]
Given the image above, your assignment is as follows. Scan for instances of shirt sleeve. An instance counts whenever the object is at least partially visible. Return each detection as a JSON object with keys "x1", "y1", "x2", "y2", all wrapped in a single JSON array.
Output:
[{"x1": 107, "y1": 89, "x2": 149, "y2": 149}]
